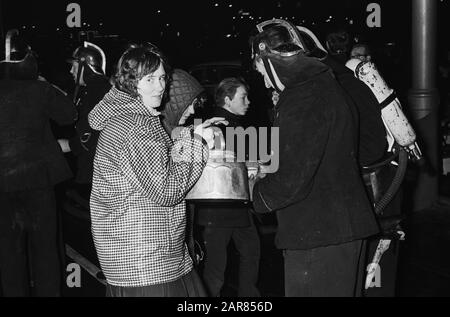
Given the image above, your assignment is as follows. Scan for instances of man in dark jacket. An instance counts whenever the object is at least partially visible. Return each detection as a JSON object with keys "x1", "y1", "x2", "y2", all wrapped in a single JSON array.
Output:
[
  {"x1": 195, "y1": 78, "x2": 261, "y2": 297},
  {"x1": 301, "y1": 27, "x2": 406, "y2": 297},
  {"x1": 250, "y1": 22, "x2": 379, "y2": 297},
  {"x1": 316, "y1": 28, "x2": 387, "y2": 166},
  {"x1": 321, "y1": 57, "x2": 387, "y2": 166},
  {"x1": 59, "y1": 43, "x2": 111, "y2": 201},
  {"x1": 0, "y1": 35, "x2": 77, "y2": 296}
]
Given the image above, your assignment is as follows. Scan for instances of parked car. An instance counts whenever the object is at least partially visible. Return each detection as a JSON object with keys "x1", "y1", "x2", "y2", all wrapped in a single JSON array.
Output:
[
  {"x1": 189, "y1": 60, "x2": 245, "y2": 99},
  {"x1": 188, "y1": 60, "x2": 272, "y2": 127}
]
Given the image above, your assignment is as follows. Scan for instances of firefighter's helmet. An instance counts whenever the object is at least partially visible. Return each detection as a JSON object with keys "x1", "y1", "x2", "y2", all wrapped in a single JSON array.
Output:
[
  {"x1": 69, "y1": 42, "x2": 106, "y2": 75},
  {"x1": 0, "y1": 29, "x2": 38, "y2": 79},
  {"x1": 251, "y1": 18, "x2": 307, "y2": 60}
]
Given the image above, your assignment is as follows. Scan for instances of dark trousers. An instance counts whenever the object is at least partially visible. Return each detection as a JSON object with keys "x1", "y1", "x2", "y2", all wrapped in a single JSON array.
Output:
[
  {"x1": 284, "y1": 240, "x2": 364, "y2": 297},
  {"x1": 0, "y1": 188, "x2": 61, "y2": 297},
  {"x1": 106, "y1": 270, "x2": 207, "y2": 297},
  {"x1": 201, "y1": 220, "x2": 261, "y2": 297}
]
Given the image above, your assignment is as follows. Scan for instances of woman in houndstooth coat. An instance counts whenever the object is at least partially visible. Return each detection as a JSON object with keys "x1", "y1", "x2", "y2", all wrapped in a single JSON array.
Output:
[{"x1": 88, "y1": 44, "x2": 223, "y2": 297}]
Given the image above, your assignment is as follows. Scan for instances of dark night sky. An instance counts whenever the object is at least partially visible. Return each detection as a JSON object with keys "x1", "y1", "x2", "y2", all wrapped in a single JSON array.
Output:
[
  {"x1": 0, "y1": 1, "x2": 416, "y2": 39},
  {"x1": 0, "y1": 0, "x2": 448, "y2": 81}
]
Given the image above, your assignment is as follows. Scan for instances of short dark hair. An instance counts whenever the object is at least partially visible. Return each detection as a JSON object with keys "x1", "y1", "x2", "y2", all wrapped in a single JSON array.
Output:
[
  {"x1": 215, "y1": 77, "x2": 249, "y2": 108},
  {"x1": 114, "y1": 43, "x2": 170, "y2": 98}
]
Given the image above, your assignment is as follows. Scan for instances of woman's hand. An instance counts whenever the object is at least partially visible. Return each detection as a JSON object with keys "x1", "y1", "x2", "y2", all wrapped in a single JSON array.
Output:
[{"x1": 194, "y1": 117, "x2": 228, "y2": 149}]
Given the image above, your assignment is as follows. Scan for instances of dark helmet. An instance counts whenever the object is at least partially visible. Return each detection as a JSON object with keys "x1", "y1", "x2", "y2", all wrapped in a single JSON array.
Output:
[
  {"x1": 251, "y1": 18, "x2": 308, "y2": 60},
  {"x1": 0, "y1": 29, "x2": 38, "y2": 80},
  {"x1": 69, "y1": 41, "x2": 106, "y2": 75},
  {"x1": 250, "y1": 19, "x2": 307, "y2": 93},
  {"x1": 295, "y1": 26, "x2": 328, "y2": 60},
  {"x1": 252, "y1": 20, "x2": 330, "y2": 61}
]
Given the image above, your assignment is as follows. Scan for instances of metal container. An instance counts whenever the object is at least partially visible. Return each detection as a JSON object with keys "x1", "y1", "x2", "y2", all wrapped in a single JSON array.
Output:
[{"x1": 186, "y1": 132, "x2": 250, "y2": 201}]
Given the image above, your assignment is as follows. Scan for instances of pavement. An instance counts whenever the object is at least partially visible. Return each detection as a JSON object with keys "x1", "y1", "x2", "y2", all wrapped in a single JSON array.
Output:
[
  {"x1": 396, "y1": 202, "x2": 450, "y2": 297},
  {"x1": 60, "y1": 175, "x2": 450, "y2": 297}
]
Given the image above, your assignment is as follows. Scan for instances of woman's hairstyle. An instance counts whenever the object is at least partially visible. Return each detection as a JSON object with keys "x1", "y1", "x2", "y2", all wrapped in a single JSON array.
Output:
[
  {"x1": 215, "y1": 77, "x2": 249, "y2": 108},
  {"x1": 113, "y1": 43, "x2": 171, "y2": 98}
]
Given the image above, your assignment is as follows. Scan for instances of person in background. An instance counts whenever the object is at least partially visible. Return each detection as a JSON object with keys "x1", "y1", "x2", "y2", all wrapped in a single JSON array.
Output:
[
  {"x1": 161, "y1": 68, "x2": 207, "y2": 135},
  {"x1": 306, "y1": 27, "x2": 390, "y2": 296},
  {"x1": 0, "y1": 31, "x2": 76, "y2": 296},
  {"x1": 300, "y1": 27, "x2": 387, "y2": 171},
  {"x1": 58, "y1": 42, "x2": 112, "y2": 202},
  {"x1": 196, "y1": 77, "x2": 261, "y2": 297},
  {"x1": 160, "y1": 68, "x2": 208, "y2": 267},
  {"x1": 350, "y1": 44, "x2": 372, "y2": 63},
  {"x1": 327, "y1": 32, "x2": 406, "y2": 297},
  {"x1": 325, "y1": 28, "x2": 352, "y2": 64}
]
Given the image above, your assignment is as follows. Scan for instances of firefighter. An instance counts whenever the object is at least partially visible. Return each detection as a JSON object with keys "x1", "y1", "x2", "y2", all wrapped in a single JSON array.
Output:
[
  {"x1": 0, "y1": 30, "x2": 76, "y2": 296},
  {"x1": 249, "y1": 19, "x2": 379, "y2": 297},
  {"x1": 58, "y1": 42, "x2": 111, "y2": 201}
]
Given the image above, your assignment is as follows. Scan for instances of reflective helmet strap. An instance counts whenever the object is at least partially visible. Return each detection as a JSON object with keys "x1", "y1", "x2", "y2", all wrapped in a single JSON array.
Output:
[
  {"x1": 73, "y1": 63, "x2": 84, "y2": 103},
  {"x1": 262, "y1": 56, "x2": 282, "y2": 94},
  {"x1": 84, "y1": 41, "x2": 106, "y2": 74}
]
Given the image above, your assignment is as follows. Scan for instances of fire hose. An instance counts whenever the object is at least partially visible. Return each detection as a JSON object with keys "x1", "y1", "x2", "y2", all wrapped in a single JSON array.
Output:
[
  {"x1": 364, "y1": 147, "x2": 408, "y2": 215},
  {"x1": 361, "y1": 148, "x2": 408, "y2": 289}
]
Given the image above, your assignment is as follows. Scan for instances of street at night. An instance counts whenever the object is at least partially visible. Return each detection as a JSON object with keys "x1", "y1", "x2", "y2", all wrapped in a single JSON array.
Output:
[{"x1": 1, "y1": 0, "x2": 450, "y2": 302}]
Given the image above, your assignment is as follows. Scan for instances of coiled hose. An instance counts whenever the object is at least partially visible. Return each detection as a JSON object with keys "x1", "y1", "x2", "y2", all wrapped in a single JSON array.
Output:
[{"x1": 373, "y1": 148, "x2": 409, "y2": 214}]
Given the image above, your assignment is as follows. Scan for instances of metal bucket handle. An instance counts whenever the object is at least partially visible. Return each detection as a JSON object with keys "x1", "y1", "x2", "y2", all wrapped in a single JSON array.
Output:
[{"x1": 212, "y1": 127, "x2": 226, "y2": 151}]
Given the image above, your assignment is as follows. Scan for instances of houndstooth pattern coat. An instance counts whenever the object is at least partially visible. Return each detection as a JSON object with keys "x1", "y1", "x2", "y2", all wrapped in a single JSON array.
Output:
[{"x1": 88, "y1": 87, "x2": 208, "y2": 287}]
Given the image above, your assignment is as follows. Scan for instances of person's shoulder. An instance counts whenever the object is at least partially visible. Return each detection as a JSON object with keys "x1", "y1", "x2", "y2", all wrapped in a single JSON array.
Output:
[
  {"x1": 121, "y1": 113, "x2": 159, "y2": 136},
  {"x1": 207, "y1": 106, "x2": 224, "y2": 117},
  {"x1": 6, "y1": 78, "x2": 45, "y2": 90},
  {"x1": 91, "y1": 74, "x2": 111, "y2": 85},
  {"x1": 102, "y1": 113, "x2": 144, "y2": 144},
  {"x1": 15, "y1": 79, "x2": 58, "y2": 97},
  {"x1": 31, "y1": 78, "x2": 53, "y2": 88},
  {"x1": 30, "y1": 79, "x2": 67, "y2": 95},
  {"x1": 209, "y1": 106, "x2": 236, "y2": 121}
]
